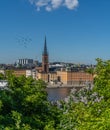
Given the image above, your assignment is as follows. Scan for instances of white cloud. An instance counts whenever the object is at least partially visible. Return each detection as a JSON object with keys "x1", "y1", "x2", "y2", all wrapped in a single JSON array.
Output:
[
  {"x1": 65, "y1": 0, "x2": 79, "y2": 10},
  {"x1": 28, "y1": 0, "x2": 79, "y2": 11},
  {"x1": 36, "y1": 0, "x2": 49, "y2": 7},
  {"x1": 51, "y1": 0, "x2": 63, "y2": 9},
  {"x1": 46, "y1": 6, "x2": 52, "y2": 11}
]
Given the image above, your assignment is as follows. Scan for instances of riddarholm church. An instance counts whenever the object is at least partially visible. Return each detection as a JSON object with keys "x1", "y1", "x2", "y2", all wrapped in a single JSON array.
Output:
[{"x1": 36, "y1": 37, "x2": 93, "y2": 86}]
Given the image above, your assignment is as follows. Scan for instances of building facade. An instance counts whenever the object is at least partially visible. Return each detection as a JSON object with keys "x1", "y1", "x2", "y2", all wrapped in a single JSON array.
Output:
[
  {"x1": 1, "y1": 37, "x2": 94, "y2": 86},
  {"x1": 57, "y1": 71, "x2": 93, "y2": 85},
  {"x1": 17, "y1": 58, "x2": 33, "y2": 66},
  {"x1": 36, "y1": 37, "x2": 94, "y2": 85}
]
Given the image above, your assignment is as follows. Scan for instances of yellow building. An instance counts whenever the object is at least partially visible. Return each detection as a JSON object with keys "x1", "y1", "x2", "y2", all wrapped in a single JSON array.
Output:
[
  {"x1": 7, "y1": 37, "x2": 93, "y2": 86},
  {"x1": 37, "y1": 72, "x2": 49, "y2": 82},
  {"x1": 36, "y1": 70, "x2": 93, "y2": 85},
  {"x1": 57, "y1": 71, "x2": 93, "y2": 85},
  {"x1": 57, "y1": 71, "x2": 68, "y2": 84},
  {"x1": 13, "y1": 69, "x2": 26, "y2": 77},
  {"x1": 49, "y1": 72, "x2": 57, "y2": 82},
  {"x1": 37, "y1": 72, "x2": 57, "y2": 83}
]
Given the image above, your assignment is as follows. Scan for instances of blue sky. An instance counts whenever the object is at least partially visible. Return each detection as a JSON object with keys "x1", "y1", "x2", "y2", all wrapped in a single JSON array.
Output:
[{"x1": 0, "y1": 0, "x2": 110, "y2": 64}]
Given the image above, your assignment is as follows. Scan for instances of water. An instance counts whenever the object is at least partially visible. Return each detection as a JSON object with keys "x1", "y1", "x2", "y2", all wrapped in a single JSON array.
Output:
[{"x1": 46, "y1": 87, "x2": 81, "y2": 101}]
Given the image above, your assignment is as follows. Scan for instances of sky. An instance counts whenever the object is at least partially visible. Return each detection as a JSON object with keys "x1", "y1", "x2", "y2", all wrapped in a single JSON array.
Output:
[{"x1": 0, "y1": 0, "x2": 110, "y2": 64}]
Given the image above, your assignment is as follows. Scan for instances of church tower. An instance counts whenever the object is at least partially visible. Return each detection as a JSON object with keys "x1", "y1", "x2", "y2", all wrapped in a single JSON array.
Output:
[{"x1": 42, "y1": 36, "x2": 49, "y2": 73}]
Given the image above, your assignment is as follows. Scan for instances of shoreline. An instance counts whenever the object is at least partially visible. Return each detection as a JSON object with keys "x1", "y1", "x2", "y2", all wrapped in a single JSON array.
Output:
[{"x1": 47, "y1": 84, "x2": 85, "y2": 88}]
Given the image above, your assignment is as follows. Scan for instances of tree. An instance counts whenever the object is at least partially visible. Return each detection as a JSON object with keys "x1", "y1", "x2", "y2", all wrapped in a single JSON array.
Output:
[
  {"x1": 56, "y1": 58, "x2": 110, "y2": 130},
  {"x1": 0, "y1": 73, "x2": 61, "y2": 129},
  {"x1": 2, "y1": 58, "x2": 110, "y2": 130},
  {"x1": 0, "y1": 73, "x2": 5, "y2": 80}
]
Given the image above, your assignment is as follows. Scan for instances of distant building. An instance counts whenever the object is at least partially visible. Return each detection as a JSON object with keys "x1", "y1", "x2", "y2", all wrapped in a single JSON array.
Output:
[
  {"x1": 13, "y1": 69, "x2": 26, "y2": 77},
  {"x1": 26, "y1": 69, "x2": 36, "y2": 79},
  {"x1": 57, "y1": 71, "x2": 93, "y2": 85},
  {"x1": 36, "y1": 37, "x2": 94, "y2": 85},
  {"x1": 17, "y1": 58, "x2": 33, "y2": 66},
  {"x1": 12, "y1": 69, "x2": 36, "y2": 79},
  {"x1": 1, "y1": 37, "x2": 94, "y2": 86}
]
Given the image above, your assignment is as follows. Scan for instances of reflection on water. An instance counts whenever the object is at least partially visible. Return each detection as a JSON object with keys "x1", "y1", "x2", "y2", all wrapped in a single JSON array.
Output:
[{"x1": 46, "y1": 87, "x2": 79, "y2": 101}]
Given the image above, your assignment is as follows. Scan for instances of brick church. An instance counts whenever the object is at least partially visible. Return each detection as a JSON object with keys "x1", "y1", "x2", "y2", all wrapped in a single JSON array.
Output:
[{"x1": 36, "y1": 37, "x2": 93, "y2": 85}]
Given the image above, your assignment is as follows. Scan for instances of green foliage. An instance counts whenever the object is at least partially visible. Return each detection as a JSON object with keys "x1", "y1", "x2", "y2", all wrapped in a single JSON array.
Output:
[
  {"x1": 56, "y1": 58, "x2": 110, "y2": 130},
  {"x1": 85, "y1": 67, "x2": 94, "y2": 75},
  {"x1": 94, "y1": 58, "x2": 110, "y2": 99},
  {"x1": 1, "y1": 58, "x2": 110, "y2": 130},
  {"x1": 0, "y1": 73, "x2": 5, "y2": 80},
  {"x1": 0, "y1": 73, "x2": 61, "y2": 129}
]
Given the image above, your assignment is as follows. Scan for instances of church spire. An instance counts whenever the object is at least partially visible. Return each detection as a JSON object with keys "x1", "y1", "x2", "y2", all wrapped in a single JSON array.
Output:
[
  {"x1": 43, "y1": 36, "x2": 48, "y2": 55},
  {"x1": 42, "y1": 36, "x2": 49, "y2": 73}
]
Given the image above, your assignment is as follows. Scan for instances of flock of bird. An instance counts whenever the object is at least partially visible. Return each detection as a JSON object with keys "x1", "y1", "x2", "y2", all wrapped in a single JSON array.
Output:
[{"x1": 16, "y1": 36, "x2": 32, "y2": 48}]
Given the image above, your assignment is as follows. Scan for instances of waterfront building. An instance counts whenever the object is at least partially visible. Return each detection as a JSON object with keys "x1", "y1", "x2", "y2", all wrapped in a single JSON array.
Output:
[
  {"x1": 37, "y1": 73, "x2": 49, "y2": 82},
  {"x1": 57, "y1": 71, "x2": 93, "y2": 85},
  {"x1": 36, "y1": 37, "x2": 94, "y2": 85},
  {"x1": 0, "y1": 37, "x2": 94, "y2": 86}
]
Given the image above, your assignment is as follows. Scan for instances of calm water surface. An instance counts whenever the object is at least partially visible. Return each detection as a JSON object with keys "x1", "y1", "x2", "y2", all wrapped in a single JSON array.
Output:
[{"x1": 46, "y1": 87, "x2": 78, "y2": 101}]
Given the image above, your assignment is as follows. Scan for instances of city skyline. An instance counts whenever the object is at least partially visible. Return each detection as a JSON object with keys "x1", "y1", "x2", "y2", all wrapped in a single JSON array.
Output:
[{"x1": 0, "y1": 0, "x2": 110, "y2": 64}]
